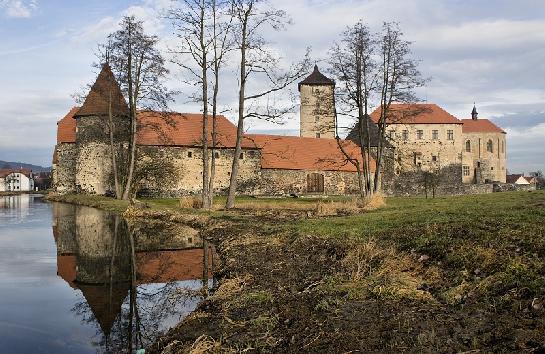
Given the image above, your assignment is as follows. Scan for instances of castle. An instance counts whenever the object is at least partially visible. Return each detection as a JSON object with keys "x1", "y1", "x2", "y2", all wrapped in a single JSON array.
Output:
[{"x1": 52, "y1": 64, "x2": 506, "y2": 197}]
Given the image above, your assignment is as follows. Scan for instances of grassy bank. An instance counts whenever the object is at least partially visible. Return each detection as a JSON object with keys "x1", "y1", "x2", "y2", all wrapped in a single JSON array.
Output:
[{"x1": 151, "y1": 190, "x2": 545, "y2": 353}]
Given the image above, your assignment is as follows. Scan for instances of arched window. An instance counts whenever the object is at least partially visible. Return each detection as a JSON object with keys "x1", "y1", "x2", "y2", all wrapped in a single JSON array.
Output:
[
  {"x1": 486, "y1": 139, "x2": 493, "y2": 153},
  {"x1": 465, "y1": 140, "x2": 471, "y2": 152}
]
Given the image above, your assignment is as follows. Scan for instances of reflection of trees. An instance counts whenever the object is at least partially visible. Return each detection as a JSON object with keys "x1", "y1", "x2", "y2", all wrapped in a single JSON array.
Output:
[{"x1": 54, "y1": 205, "x2": 215, "y2": 353}]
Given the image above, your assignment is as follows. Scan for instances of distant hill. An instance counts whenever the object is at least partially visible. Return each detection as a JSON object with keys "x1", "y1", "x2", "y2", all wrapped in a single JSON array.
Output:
[{"x1": 0, "y1": 160, "x2": 51, "y2": 172}]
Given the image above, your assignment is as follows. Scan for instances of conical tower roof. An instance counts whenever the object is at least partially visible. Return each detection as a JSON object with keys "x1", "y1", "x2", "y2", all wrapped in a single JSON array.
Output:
[
  {"x1": 298, "y1": 65, "x2": 335, "y2": 91},
  {"x1": 75, "y1": 64, "x2": 129, "y2": 118},
  {"x1": 78, "y1": 282, "x2": 130, "y2": 336}
]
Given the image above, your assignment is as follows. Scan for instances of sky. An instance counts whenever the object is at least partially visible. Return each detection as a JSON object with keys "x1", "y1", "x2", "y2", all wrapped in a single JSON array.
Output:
[{"x1": 0, "y1": 0, "x2": 544, "y2": 174}]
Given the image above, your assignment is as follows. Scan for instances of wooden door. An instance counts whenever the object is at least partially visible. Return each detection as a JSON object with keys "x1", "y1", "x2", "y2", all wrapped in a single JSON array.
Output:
[{"x1": 307, "y1": 173, "x2": 325, "y2": 193}]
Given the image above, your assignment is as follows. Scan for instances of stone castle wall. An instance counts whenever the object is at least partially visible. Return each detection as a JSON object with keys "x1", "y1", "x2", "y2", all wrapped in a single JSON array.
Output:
[
  {"x1": 137, "y1": 146, "x2": 262, "y2": 197},
  {"x1": 257, "y1": 169, "x2": 361, "y2": 196},
  {"x1": 53, "y1": 143, "x2": 77, "y2": 193}
]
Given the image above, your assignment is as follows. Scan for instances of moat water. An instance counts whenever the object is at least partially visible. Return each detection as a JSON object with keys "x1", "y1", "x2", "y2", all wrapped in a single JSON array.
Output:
[{"x1": 0, "y1": 194, "x2": 216, "y2": 353}]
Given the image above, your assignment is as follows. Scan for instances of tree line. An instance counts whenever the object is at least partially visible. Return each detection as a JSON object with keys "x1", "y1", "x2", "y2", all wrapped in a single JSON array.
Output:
[{"x1": 85, "y1": 0, "x2": 424, "y2": 208}]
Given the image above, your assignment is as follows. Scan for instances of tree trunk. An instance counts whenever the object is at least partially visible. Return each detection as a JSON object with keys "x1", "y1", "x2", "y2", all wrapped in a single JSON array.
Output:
[
  {"x1": 200, "y1": 2, "x2": 210, "y2": 210},
  {"x1": 123, "y1": 22, "x2": 136, "y2": 201},
  {"x1": 108, "y1": 92, "x2": 122, "y2": 199},
  {"x1": 226, "y1": 10, "x2": 249, "y2": 210}
]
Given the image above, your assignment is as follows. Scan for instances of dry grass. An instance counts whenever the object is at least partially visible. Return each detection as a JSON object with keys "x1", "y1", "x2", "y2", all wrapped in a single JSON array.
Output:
[
  {"x1": 189, "y1": 335, "x2": 221, "y2": 354},
  {"x1": 179, "y1": 195, "x2": 203, "y2": 209},
  {"x1": 341, "y1": 240, "x2": 440, "y2": 302},
  {"x1": 315, "y1": 193, "x2": 386, "y2": 216}
]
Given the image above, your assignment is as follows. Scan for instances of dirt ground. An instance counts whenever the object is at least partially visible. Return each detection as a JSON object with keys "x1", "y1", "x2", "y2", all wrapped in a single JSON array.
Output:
[{"x1": 149, "y1": 207, "x2": 545, "y2": 353}]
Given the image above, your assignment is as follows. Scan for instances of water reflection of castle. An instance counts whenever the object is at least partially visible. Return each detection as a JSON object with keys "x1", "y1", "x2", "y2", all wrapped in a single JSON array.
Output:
[{"x1": 51, "y1": 203, "x2": 215, "y2": 349}]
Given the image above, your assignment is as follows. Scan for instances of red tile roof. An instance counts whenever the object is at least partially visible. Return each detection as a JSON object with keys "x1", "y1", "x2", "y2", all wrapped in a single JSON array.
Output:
[
  {"x1": 56, "y1": 107, "x2": 79, "y2": 144},
  {"x1": 461, "y1": 119, "x2": 506, "y2": 134},
  {"x1": 75, "y1": 64, "x2": 129, "y2": 118},
  {"x1": 370, "y1": 104, "x2": 462, "y2": 125},
  {"x1": 248, "y1": 134, "x2": 375, "y2": 172},
  {"x1": 137, "y1": 111, "x2": 257, "y2": 148}
]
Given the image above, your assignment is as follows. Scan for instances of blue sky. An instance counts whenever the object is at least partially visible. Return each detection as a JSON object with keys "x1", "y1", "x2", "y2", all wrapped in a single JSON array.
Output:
[{"x1": 1, "y1": 0, "x2": 544, "y2": 174}]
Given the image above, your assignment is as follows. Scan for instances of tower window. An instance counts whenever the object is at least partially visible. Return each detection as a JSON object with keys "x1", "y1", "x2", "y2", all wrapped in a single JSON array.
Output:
[
  {"x1": 432, "y1": 155, "x2": 437, "y2": 162},
  {"x1": 416, "y1": 130, "x2": 424, "y2": 140},
  {"x1": 239, "y1": 152, "x2": 244, "y2": 160},
  {"x1": 432, "y1": 130, "x2": 438, "y2": 140},
  {"x1": 402, "y1": 130, "x2": 409, "y2": 141},
  {"x1": 465, "y1": 140, "x2": 471, "y2": 152},
  {"x1": 447, "y1": 130, "x2": 454, "y2": 140},
  {"x1": 486, "y1": 140, "x2": 493, "y2": 153},
  {"x1": 187, "y1": 151, "x2": 193, "y2": 158},
  {"x1": 214, "y1": 151, "x2": 220, "y2": 159}
]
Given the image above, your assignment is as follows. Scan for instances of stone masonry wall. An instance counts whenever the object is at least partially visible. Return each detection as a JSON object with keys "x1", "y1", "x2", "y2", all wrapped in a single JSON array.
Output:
[
  {"x1": 136, "y1": 146, "x2": 262, "y2": 197},
  {"x1": 53, "y1": 143, "x2": 77, "y2": 193},
  {"x1": 256, "y1": 169, "x2": 361, "y2": 196},
  {"x1": 383, "y1": 163, "x2": 490, "y2": 197}
]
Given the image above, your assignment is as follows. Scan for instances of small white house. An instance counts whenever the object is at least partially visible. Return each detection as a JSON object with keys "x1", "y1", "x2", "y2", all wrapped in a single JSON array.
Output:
[{"x1": 0, "y1": 169, "x2": 34, "y2": 192}]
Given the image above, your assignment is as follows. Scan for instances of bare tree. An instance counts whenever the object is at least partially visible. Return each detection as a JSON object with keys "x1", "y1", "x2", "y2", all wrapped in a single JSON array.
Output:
[
  {"x1": 329, "y1": 22, "x2": 377, "y2": 198},
  {"x1": 169, "y1": 0, "x2": 233, "y2": 209},
  {"x1": 99, "y1": 16, "x2": 174, "y2": 201},
  {"x1": 225, "y1": 0, "x2": 310, "y2": 209},
  {"x1": 374, "y1": 22, "x2": 426, "y2": 192}
]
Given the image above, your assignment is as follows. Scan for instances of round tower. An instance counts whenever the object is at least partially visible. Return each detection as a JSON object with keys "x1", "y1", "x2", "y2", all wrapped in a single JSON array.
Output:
[{"x1": 298, "y1": 65, "x2": 335, "y2": 139}]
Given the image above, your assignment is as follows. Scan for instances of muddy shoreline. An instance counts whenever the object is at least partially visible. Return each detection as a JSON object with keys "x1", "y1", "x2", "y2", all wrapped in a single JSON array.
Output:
[{"x1": 43, "y1": 193, "x2": 545, "y2": 353}]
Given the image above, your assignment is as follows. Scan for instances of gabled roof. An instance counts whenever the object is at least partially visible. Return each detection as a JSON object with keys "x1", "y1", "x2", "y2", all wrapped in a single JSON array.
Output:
[
  {"x1": 247, "y1": 134, "x2": 375, "y2": 172},
  {"x1": 75, "y1": 64, "x2": 129, "y2": 118},
  {"x1": 0, "y1": 168, "x2": 32, "y2": 178},
  {"x1": 56, "y1": 107, "x2": 79, "y2": 144},
  {"x1": 370, "y1": 103, "x2": 462, "y2": 125},
  {"x1": 506, "y1": 174, "x2": 527, "y2": 184},
  {"x1": 137, "y1": 111, "x2": 257, "y2": 149},
  {"x1": 461, "y1": 119, "x2": 506, "y2": 134},
  {"x1": 298, "y1": 65, "x2": 335, "y2": 91}
]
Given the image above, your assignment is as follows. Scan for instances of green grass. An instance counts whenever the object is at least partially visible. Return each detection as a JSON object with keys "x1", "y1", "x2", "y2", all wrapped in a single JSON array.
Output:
[{"x1": 296, "y1": 190, "x2": 545, "y2": 304}]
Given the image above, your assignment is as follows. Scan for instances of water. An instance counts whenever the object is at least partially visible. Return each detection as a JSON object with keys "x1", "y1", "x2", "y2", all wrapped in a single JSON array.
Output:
[{"x1": 0, "y1": 194, "x2": 215, "y2": 353}]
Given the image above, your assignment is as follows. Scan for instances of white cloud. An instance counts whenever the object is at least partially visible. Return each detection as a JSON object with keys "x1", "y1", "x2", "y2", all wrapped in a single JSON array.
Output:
[{"x1": 1, "y1": 0, "x2": 38, "y2": 18}]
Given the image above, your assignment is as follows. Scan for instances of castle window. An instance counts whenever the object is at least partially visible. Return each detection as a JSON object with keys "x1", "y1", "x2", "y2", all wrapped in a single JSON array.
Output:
[
  {"x1": 239, "y1": 152, "x2": 244, "y2": 160},
  {"x1": 432, "y1": 155, "x2": 438, "y2": 162},
  {"x1": 402, "y1": 130, "x2": 409, "y2": 141},
  {"x1": 214, "y1": 151, "x2": 220, "y2": 159},
  {"x1": 414, "y1": 152, "x2": 422, "y2": 166},
  {"x1": 501, "y1": 141, "x2": 505, "y2": 153},
  {"x1": 447, "y1": 130, "x2": 454, "y2": 140},
  {"x1": 432, "y1": 130, "x2": 438, "y2": 140},
  {"x1": 315, "y1": 132, "x2": 321, "y2": 138},
  {"x1": 187, "y1": 151, "x2": 193, "y2": 158},
  {"x1": 465, "y1": 140, "x2": 471, "y2": 152},
  {"x1": 463, "y1": 165, "x2": 470, "y2": 176},
  {"x1": 486, "y1": 140, "x2": 493, "y2": 152},
  {"x1": 417, "y1": 130, "x2": 424, "y2": 140}
]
